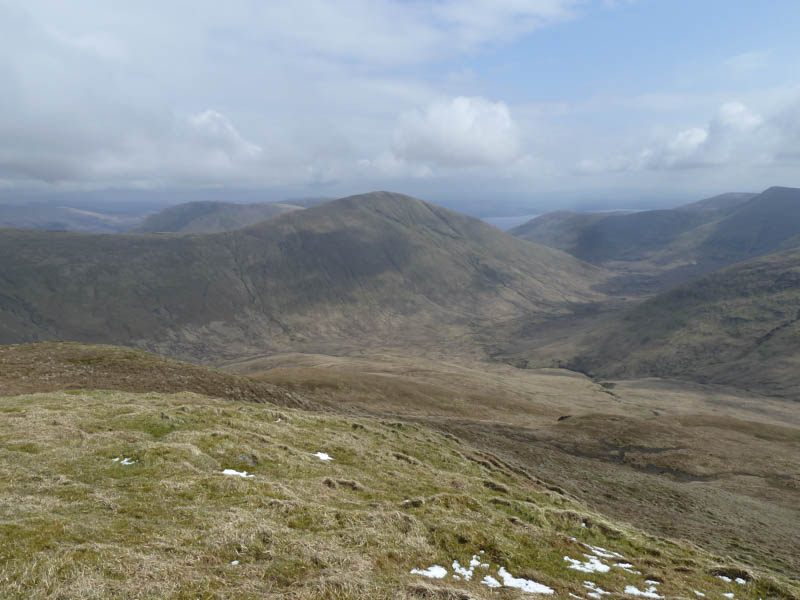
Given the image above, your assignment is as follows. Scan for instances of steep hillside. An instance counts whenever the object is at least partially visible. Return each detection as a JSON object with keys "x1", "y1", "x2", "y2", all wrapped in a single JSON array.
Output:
[
  {"x1": 131, "y1": 200, "x2": 302, "y2": 233},
  {"x1": 0, "y1": 192, "x2": 607, "y2": 362},
  {"x1": 570, "y1": 247, "x2": 800, "y2": 397},
  {"x1": 2, "y1": 344, "x2": 795, "y2": 599}
]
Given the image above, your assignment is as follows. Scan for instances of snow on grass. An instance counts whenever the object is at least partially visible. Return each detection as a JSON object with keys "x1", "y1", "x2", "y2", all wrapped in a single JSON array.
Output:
[
  {"x1": 314, "y1": 452, "x2": 333, "y2": 461},
  {"x1": 645, "y1": 580, "x2": 661, "y2": 586},
  {"x1": 452, "y1": 554, "x2": 491, "y2": 581},
  {"x1": 410, "y1": 565, "x2": 447, "y2": 579},
  {"x1": 615, "y1": 562, "x2": 641, "y2": 574},
  {"x1": 718, "y1": 576, "x2": 732, "y2": 583},
  {"x1": 624, "y1": 584, "x2": 663, "y2": 598},
  {"x1": 723, "y1": 594, "x2": 734, "y2": 599},
  {"x1": 111, "y1": 457, "x2": 136, "y2": 465},
  {"x1": 564, "y1": 555, "x2": 611, "y2": 573},
  {"x1": 497, "y1": 567, "x2": 554, "y2": 595},
  {"x1": 231, "y1": 560, "x2": 239, "y2": 566},
  {"x1": 584, "y1": 581, "x2": 611, "y2": 599},
  {"x1": 694, "y1": 591, "x2": 705, "y2": 597},
  {"x1": 735, "y1": 578, "x2": 747, "y2": 585},
  {"x1": 585, "y1": 544, "x2": 626, "y2": 560},
  {"x1": 452, "y1": 560, "x2": 472, "y2": 581},
  {"x1": 221, "y1": 469, "x2": 254, "y2": 478},
  {"x1": 482, "y1": 575, "x2": 502, "y2": 588}
]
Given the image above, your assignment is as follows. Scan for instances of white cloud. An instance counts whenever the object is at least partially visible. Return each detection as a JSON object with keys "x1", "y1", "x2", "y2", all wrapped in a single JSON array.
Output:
[
  {"x1": 391, "y1": 96, "x2": 521, "y2": 168},
  {"x1": 577, "y1": 99, "x2": 800, "y2": 173}
]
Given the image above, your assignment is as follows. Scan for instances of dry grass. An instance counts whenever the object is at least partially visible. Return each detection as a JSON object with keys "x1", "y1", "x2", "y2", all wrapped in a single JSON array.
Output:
[
  {"x1": 2, "y1": 389, "x2": 793, "y2": 599},
  {"x1": 234, "y1": 352, "x2": 800, "y2": 581}
]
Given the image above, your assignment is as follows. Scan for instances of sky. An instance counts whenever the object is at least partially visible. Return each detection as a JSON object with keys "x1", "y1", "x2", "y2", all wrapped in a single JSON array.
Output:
[{"x1": 1, "y1": 0, "x2": 800, "y2": 213}]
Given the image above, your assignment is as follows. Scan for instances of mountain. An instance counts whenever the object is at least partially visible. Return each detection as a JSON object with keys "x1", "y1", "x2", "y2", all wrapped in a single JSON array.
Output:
[
  {"x1": 570, "y1": 246, "x2": 800, "y2": 397},
  {"x1": 0, "y1": 191, "x2": 607, "y2": 362},
  {"x1": 130, "y1": 200, "x2": 303, "y2": 233},
  {"x1": 510, "y1": 190, "x2": 791, "y2": 291},
  {"x1": 0, "y1": 203, "x2": 142, "y2": 233},
  {"x1": 3, "y1": 341, "x2": 796, "y2": 598}
]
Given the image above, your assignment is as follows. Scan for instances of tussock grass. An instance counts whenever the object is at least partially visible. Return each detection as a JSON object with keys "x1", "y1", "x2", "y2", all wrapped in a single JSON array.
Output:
[{"x1": 1, "y1": 390, "x2": 794, "y2": 599}]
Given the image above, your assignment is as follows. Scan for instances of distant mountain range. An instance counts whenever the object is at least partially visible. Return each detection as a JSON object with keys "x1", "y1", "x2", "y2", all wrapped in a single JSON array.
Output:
[
  {"x1": 0, "y1": 203, "x2": 142, "y2": 233},
  {"x1": 511, "y1": 188, "x2": 800, "y2": 291},
  {"x1": 130, "y1": 200, "x2": 303, "y2": 233}
]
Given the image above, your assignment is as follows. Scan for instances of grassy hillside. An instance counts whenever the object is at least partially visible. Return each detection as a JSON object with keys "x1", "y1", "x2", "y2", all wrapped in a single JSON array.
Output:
[
  {"x1": 570, "y1": 247, "x2": 800, "y2": 397},
  {"x1": 0, "y1": 191, "x2": 607, "y2": 362},
  {"x1": 235, "y1": 351, "x2": 800, "y2": 580},
  {"x1": 0, "y1": 342, "x2": 308, "y2": 408},
  {"x1": 131, "y1": 201, "x2": 302, "y2": 233},
  {"x1": 2, "y1": 345, "x2": 795, "y2": 599}
]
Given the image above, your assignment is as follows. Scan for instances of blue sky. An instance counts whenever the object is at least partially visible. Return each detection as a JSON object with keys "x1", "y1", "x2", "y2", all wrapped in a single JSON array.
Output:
[{"x1": 1, "y1": 0, "x2": 799, "y2": 212}]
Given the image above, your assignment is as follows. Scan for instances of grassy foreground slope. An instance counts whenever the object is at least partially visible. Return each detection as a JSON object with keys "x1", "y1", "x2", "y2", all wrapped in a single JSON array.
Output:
[
  {"x1": 2, "y1": 384, "x2": 795, "y2": 598},
  {"x1": 238, "y1": 352, "x2": 800, "y2": 580},
  {"x1": 0, "y1": 191, "x2": 606, "y2": 362},
  {"x1": 570, "y1": 247, "x2": 800, "y2": 397}
]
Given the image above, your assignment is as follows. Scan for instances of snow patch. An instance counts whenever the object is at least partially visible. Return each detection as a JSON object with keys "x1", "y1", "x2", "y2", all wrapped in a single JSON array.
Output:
[
  {"x1": 615, "y1": 562, "x2": 641, "y2": 574},
  {"x1": 718, "y1": 576, "x2": 732, "y2": 583},
  {"x1": 564, "y1": 555, "x2": 611, "y2": 573},
  {"x1": 585, "y1": 544, "x2": 626, "y2": 560},
  {"x1": 231, "y1": 560, "x2": 239, "y2": 566},
  {"x1": 735, "y1": 578, "x2": 747, "y2": 585},
  {"x1": 222, "y1": 469, "x2": 254, "y2": 478},
  {"x1": 314, "y1": 452, "x2": 333, "y2": 461},
  {"x1": 624, "y1": 585, "x2": 663, "y2": 598},
  {"x1": 584, "y1": 581, "x2": 611, "y2": 599},
  {"x1": 723, "y1": 594, "x2": 734, "y2": 599},
  {"x1": 497, "y1": 567, "x2": 554, "y2": 594},
  {"x1": 410, "y1": 565, "x2": 447, "y2": 579},
  {"x1": 694, "y1": 591, "x2": 705, "y2": 597},
  {"x1": 452, "y1": 560, "x2": 472, "y2": 581},
  {"x1": 112, "y1": 457, "x2": 136, "y2": 465},
  {"x1": 482, "y1": 575, "x2": 502, "y2": 588}
]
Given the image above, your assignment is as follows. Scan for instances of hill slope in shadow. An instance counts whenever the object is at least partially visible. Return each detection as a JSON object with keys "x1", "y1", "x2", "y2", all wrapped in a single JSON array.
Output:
[
  {"x1": 0, "y1": 191, "x2": 607, "y2": 362},
  {"x1": 570, "y1": 246, "x2": 800, "y2": 397}
]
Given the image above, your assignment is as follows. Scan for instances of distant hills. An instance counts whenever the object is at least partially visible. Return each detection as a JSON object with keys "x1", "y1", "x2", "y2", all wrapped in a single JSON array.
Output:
[
  {"x1": 130, "y1": 200, "x2": 303, "y2": 233},
  {"x1": 0, "y1": 191, "x2": 606, "y2": 361},
  {"x1": 570, "y1": 246, "x2": 800, "y2": 397},
  {"x1": 511, "y1": 189, "x2": 800, "y2": 291},
  {"x1": 0, "y1": 203, "x2": 142, "y2": 233}
]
